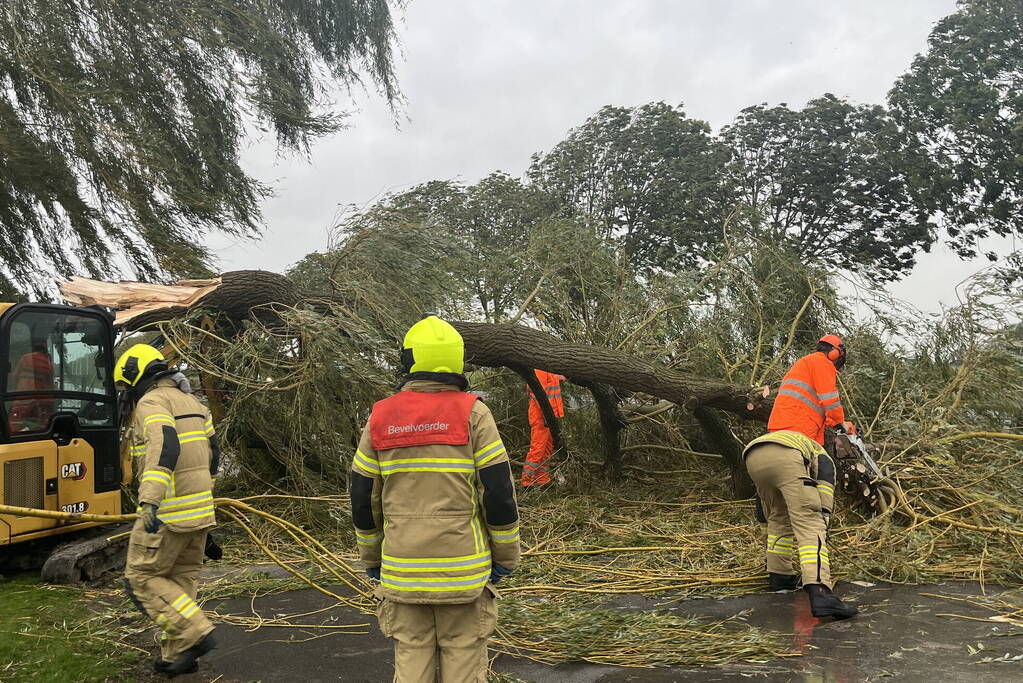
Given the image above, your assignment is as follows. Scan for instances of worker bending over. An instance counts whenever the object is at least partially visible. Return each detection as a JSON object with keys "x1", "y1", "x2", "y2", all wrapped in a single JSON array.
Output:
[
  {"x1": 521, "y1": 369, "x2": 565, "y2": 487},
  {"x1": 744, "y1": 334, "x2": 858, "y2": 618},
  {"x1": 351, "y1": 316, "x2": 521, "y2": 682},
  {"x1": 117, "y1": 344, "x2": 221, "y2": 676}
]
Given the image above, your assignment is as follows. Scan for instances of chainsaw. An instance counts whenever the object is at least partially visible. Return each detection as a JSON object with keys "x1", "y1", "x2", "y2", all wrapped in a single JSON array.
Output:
[{"x1": 832, "y1": 424, "x2": 898, "y2": 514}]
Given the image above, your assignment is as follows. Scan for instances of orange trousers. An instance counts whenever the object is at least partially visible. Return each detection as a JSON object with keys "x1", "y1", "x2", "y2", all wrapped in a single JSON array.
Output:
[{"x1": 522, "y1": 401, "x2": 552, "y2": 486}]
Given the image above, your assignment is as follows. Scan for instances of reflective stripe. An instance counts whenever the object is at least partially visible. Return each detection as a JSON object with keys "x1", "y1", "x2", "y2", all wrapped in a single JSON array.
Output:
[
  {"x1": 172, "y1": 594, "x2": 200, "y2": 619},
  {"x1": 381, "y1": 570, "x2": 490, "y2": 591},
  {"x1": 778, "y1": 389, "x2": 825, "y2": 416},
  {"x1": 158, "y1": 505, "x2": 215, "y2": 523},
  {"x1": 474, "y1": 440, "x2": 507, "y2": 467},
  {"x1": 382, "y1": 556, "x2": 491, "y2": 572},
  {"x1": 130, "y1": 445, "x2": 146, "y2": 457},
  {"x1": 382, "y1": 551, "x2": 491, "y2": 564},
  {"x1": 355, "y1": 529, "x2": 382, "y2": 546},
  {"x1": 142, "y1": 470, "x2": 171, "y2": 485},
  {"x1": 490, "y1": 526, "x2": 520, "y2": 544},
  {"x1": 817, "y1": 482, "x2": 835, "y2": 496},
  {"x1": 822, "y1": 399, "x2": 842, "y2": 410},
  {"x1": 204, "y1": 419, "x2": 215, "y2": 436},
  {"x1": 160, "y1": 491, "x2": 213, "y2": 510},
  {"x1": 781, "y1": 378, "x2": 820, "y2": 400},
  {"x1": 818, "y1": 391, "x2": 840, "y2": 401},
  {"x1": 379, "y1": 458, "x2": 475, "y2": 475},
  {"x1": 353, "y1": 449, "x2": 381, "y2": 475},
  {"x1": 144, "y1": 414, "x2": 175, "y2": 427},
  {"x1": 178, "y1": 430, "x2": 208, "y2": 445}
]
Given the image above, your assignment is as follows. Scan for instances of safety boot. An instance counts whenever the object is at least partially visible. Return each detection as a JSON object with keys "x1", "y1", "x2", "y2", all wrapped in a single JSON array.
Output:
[
  {"x1": 163, "y1": 631, "x2": 217, "y2": 677},
  {"x1": 804, "y1": 584, "x2": 858, "y2": 619},
  {"x1": 768, "y1": 572, "x2": 801, "y2": 591},
  {"x1": 153, "y1": 658, "x2": 197, "y2": 676}
]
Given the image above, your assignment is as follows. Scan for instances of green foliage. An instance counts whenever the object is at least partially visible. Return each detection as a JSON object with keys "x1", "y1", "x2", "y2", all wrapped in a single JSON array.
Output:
[
  {"x1": 528, "y1": 102, "x2": 733, "y2": 271},
  {"x1": 889, "y1": 0, "x2": 1023, "y2": 261},
  {"x1": 0, "y1": 575, "x2": 138, "y2": 682},
  {"x1": 721, "y1": 95, "x2": 934, "y2": 281},
  {"x1": 0, "y1": 0, "x2": 402, "y2": 297}
]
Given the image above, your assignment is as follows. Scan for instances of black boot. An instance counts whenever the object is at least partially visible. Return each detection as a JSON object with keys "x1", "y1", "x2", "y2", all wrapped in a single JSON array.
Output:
[
  {"x1": 768, "y1": 572, "x2": 801, "y2": 591},
  {"x1": 153, "y1": 658, "x2": 197, "y2": 676},
  {"x1": 804, "y1": 584, "x2": 858, "y2": 619},
  {"x1": 164, "y1": 631, "x2": 217, "y2": 677}
]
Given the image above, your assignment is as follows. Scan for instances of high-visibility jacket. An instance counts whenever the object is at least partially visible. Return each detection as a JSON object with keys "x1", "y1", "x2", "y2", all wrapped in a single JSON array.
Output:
[
  {"x1": 8, "y1": 351, "x2": 55, "y2": 431},
  {"x1": 768, "y1": 352, "x2": 846, "y2": 445},
  {"x1": 743, "y1": 430, "x2": 836, "y2": 516},
  {"x1": 528, "y1": 370, "x2": 565, "y2": 418},
  {"x1": 129, "y1": 378, "x2": 220, "y2": 531},
  {"x1": 350, "y1": 380, "x2": 520, "y2": 605}
]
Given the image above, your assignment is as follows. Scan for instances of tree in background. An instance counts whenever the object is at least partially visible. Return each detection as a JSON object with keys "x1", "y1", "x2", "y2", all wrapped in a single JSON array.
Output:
[
  {"x1": 889, "y1": 0, "x2": 1023, "y2": 262},
  {"x1": 527, "y1": 102, "x2": 734, "y2": 272},
  {"x1": 0, "y1": 0, "x2": 403, "y2": 298},
  {"x1": 721, "y1": 95, "x2": 935, "y2": 282}
]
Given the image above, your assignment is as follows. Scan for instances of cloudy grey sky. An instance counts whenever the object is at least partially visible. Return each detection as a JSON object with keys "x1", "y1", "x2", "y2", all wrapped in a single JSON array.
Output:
[{"x1": 210, "y1": 0, "x2": 1016, "y2": 314}]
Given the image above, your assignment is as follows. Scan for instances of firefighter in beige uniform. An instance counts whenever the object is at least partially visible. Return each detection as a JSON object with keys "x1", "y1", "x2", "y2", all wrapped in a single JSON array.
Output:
[
  {"x1": 116, "y1": 344, "x2": 220, "y2": 677},
  {"x1": 351, "y1": 316, "x2": 520, "y2": 683}
]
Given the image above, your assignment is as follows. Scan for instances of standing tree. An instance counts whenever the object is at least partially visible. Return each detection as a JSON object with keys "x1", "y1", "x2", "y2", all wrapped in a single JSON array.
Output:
[
  {"x1": 0, "y1": 0, "x2": 403, "y2": 298},
  {"x1": 888, "y1": 0, "x2": 1023, "y2": 262},
  {"x1": 527, "y1": 102, "x2": 734, "y2": 272},
  {"x1": 720, "y1": 95, "x2": 935, "y2": 282}
]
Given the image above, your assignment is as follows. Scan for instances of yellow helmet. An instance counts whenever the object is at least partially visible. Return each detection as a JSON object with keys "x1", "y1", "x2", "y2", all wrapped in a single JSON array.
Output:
[
  {"x1": 114, "y1": 344, "x2": 166, "y2": 387},
  {"x1": 401, "y1": 316, "x2": 464, "y2": 374}
]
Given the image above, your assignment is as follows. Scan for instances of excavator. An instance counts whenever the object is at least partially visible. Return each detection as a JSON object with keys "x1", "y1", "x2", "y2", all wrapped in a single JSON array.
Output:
[{"x1": 0, "y1": 301, "x2": 129, "y2": 583}]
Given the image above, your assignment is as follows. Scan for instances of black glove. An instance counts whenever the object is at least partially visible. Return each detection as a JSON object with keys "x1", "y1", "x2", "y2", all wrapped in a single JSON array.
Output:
[
  {"x1": 490, "y1": 563, "x2": 512, "y2": 583},
  {"x1": 204, "y1": 533, "x2": 223, "y2": 561},
  {"x1": 139, "y1": 503, "x2": 161, "y2": 533}
]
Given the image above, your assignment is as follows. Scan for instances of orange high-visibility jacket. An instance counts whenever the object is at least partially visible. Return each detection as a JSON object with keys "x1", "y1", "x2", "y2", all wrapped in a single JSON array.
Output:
[
  {"x1": 528, "y1": 370, "x2": 565, "y2": 418},
  {"x1": 768, "y1": 352, "x2": 845, "y2": 445}
]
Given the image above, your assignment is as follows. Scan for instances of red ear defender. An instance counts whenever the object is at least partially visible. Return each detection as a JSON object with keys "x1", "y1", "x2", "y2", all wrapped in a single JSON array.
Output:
[{"x1": 818, "y1": 334, "x2": 845, "y2": 362}]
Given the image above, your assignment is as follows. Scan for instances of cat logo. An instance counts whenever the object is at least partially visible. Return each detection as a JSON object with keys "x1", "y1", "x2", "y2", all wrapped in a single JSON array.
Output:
[{"x1": 60, "y1": 462, "x2": 87, "y2": 481}]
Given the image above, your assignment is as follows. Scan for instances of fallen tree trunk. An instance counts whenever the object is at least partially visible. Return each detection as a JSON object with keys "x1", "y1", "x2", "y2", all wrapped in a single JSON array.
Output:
[{"x1": 453, "y1": 321, "x2": 773, "y2": 421}]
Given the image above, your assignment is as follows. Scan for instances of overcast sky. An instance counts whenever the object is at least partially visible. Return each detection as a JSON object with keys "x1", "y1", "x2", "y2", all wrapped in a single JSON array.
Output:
[{"x1": 210, "y1": 0, "x2": 1018, "y2": 315}]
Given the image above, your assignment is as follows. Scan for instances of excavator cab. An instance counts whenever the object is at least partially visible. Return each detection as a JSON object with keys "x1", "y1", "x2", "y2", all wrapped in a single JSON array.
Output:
[{"x1": 0, "y1": 303, "x2": 122, "y2": 552}]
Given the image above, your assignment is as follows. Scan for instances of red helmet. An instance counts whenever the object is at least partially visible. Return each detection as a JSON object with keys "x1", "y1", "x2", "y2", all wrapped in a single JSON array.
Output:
[{"x1": 817, "y1": 334, "x2": 846, "y2": 366}]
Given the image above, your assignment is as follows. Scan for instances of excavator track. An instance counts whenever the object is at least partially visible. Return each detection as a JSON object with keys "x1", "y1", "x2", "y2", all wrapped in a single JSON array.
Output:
[{"x1": 39, "y1": 523, "x2": 132, "y2": 584}]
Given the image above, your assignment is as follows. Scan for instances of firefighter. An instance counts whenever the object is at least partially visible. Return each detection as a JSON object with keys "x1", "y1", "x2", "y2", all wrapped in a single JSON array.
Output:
[
  {"x1": 351, "y1": 316, "x2": 520, "y2": 683},
  {"x1": 116, "y1": 344, "x2": 221, "y2": 676},
  {"x1": 743, "y1": 335, "x2": 858, "y2": 619},
  {"x1": 521, "y1": 369, "x2": 565, "y2": 487}
]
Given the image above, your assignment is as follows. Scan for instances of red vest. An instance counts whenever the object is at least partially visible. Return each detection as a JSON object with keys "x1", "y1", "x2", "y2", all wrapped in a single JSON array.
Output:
[{"x1": 370, "y1": 390, "x2": 479, "y2": 450}]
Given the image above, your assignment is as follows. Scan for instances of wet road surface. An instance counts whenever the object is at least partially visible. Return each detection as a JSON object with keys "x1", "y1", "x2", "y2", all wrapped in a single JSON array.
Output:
[{"x1": 189, "y1": 577, "x2": 1022, "y2": 682}]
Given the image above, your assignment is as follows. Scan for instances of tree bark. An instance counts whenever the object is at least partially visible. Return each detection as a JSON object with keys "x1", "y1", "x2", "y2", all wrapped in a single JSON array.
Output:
[
  {"x1": 576, "y1": 380, "x2": 627, "y2": 481},
  {"x1": 692, "y1": 405, "x2": 755, "y2": 498},
  {"x1": 453, "y1": 321, "x2": 773, "y2": 422}
]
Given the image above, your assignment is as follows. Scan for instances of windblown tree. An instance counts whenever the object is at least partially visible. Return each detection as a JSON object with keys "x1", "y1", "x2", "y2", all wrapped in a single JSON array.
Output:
[
  {"x1": 527, "y1": 102, "x2": 734, "y2": 272},
  {"x1": 0, "y1": 0, "x2": 403, "y2": 298},
  {"x1": 382, "y1": 174, "x2": 555, "y2": 323},
  {"x1": 720, "y1": 95, "x2": 935, "y2": 282},
  {"x1": 889, "y1": 0, "x2": 1023, "y2": 263}
]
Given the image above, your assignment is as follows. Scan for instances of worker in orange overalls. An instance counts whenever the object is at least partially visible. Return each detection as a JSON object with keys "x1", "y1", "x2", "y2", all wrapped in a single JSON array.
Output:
[
  {"x1": 8, "y1": 338, "x2": 55, "y2": 433},
  {"x1": 744, "y1": 334, "x2": 858, "y2": 619},
  {"x1": 521, "y1": 370, "x2": 565, "y2": 487}
]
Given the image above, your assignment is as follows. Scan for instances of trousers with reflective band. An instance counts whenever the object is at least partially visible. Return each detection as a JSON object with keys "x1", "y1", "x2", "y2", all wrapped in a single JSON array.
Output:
[
  {"x1": 745, "y1": 441, "x2": 832, "y2": 587},
  {"x1": 370, "y1": 389, "x2": 479, "y2": 450},
  {"x1": 123, "y1": 520, "x2": 214, "y2": 661}
]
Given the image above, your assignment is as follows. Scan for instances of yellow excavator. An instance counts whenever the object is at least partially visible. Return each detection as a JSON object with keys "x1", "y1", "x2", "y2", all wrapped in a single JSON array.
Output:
[{"x1": 0, "y1": 302, "x2": 127, "y2": 582}]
